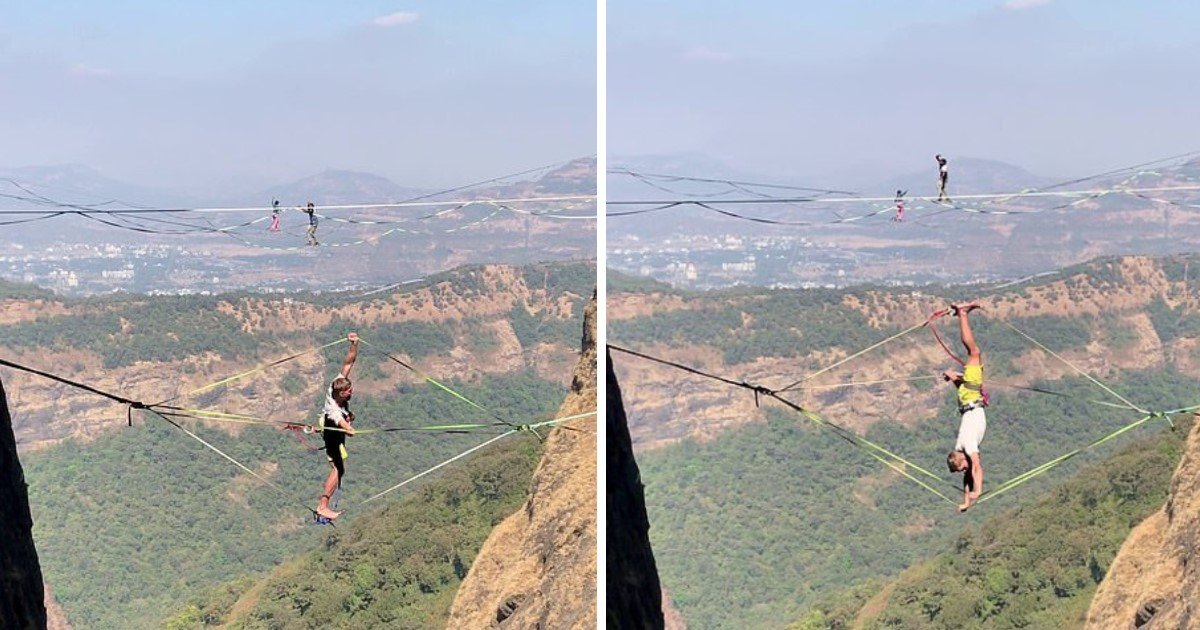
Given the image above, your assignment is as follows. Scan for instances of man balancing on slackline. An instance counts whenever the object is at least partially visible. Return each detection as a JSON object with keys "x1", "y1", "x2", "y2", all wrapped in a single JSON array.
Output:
[
  {"x1": 316, "y1": 332, "x2": 359, "y2": 520},
  {"x1": 942, "y1": 302, "x2": 986, "y2": 512}
]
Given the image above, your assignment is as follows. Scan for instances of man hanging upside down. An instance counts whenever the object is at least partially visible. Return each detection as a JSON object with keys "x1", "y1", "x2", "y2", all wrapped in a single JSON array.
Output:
[
  {"x1": 943, "y1": 302, "x2": 985, "y2": 512},
  {"x1": 316, "y1": 332, "x2": 359, "y2": 520}
]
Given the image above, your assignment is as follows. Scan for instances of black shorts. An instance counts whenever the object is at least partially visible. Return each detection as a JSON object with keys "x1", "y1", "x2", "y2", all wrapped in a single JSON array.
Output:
[{"x1": 323, "y1": 418, "x2": 347, "y2": 480}]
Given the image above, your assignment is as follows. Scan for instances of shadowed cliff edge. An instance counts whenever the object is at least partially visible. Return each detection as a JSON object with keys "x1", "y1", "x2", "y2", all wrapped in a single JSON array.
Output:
[
  {"x1": 0, "y1": 378, "x2": 48, "y2": 629},
  {"x1": 606, "y1": 349, "x2": 667, "y2": 629}
]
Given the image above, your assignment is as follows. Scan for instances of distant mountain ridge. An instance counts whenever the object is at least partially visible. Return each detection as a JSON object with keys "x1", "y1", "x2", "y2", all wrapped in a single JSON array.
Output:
[
  {"x1": 0, "y1": 164, "x2": 190, "y2": 208},
  {"x1": 610, "y1": 152, "x2": 1060, "y2": 197},
  {"x1": 1, "y1": 158, "x2": 594, "y2": 210},
  {"x1": 608, "y1": 152, "x2": 1200, "y2": 287},
  {"x1": 872, "y1": 156, "x2": 1060, "y2": 197},
  {"x1": 0, "y1": 159, "x2": 596, "y2": 287},
  {"x1": 257, "y1": 169, "x2": 431, "y2": 207}
]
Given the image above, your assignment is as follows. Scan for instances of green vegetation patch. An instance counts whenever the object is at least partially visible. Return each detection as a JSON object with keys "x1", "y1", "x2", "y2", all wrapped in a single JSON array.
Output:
[
  {"x1": 509, "y1": 305, "x2": 582, "y2": 350},
  {"x1": 0, "y1": 278, "x2": 57, "y2": 299},
  {"x1": 520, "y1": 260, "x2": 596, "y2": 298},
  {"x1": 25, "y1": 371, "x2": 565, "y2": 629},
  {"x1": 640, "y1": 368, "x2": 1194, "y2": 629},
  {"x1": 606, "y1": 269, "x2": 678, "y2": 294},
  {"x1": 609, "y1": 289, "x2": 890, "y2": 365},
  {"x1": 321, "y1": 318, "x2": 455, "y2": 363},
  {"x1": 1147, "y1": 298, "x2": 1200, "y2": 345},
  {"x1": 803, "y1": 418, "x2": 1189, "y2": 630},
  {"x1": 166, "y1": 436, "x2": 542, "y2": 629},
  {"x1": 0, "y1": 296, "x2": 258, "y2": 368}
]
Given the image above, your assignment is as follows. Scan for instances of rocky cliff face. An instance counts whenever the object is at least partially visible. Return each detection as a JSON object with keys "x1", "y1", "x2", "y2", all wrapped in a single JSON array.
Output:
[
  {"x1": 0, "y1": 378, "x2": 47, "y2": 629},
  {"x1": 606, "y1": 349, "x2": 666, "y2": 629},
  {"x1": 1086, "y1": 414, "x2": 1200, "y2": 629},
  {"x1": 446, "y1": 291, "x2": 597, "y2": 629}
]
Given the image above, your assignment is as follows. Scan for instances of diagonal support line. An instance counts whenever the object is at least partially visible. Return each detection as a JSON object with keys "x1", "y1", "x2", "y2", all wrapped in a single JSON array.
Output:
[
  {"x1": 360, "y1": 431, "x2": 517, "y2": 505},
  {"x1": 148, "y1": 409, "x2": 317, "y2": 517},
  {"x1": 778, "y1": 320, "x2": 929, "y2": 393},
  {"x1": 997, "y1": 319, "x2": 1146, "y2": 413},
  {"x1": 155, "y1": 338, "x2": 348, "y2": 406}
]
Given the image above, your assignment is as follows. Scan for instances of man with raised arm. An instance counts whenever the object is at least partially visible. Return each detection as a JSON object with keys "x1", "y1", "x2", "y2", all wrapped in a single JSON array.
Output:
[
  {"x1": 936, "y1": 154, "x2": 950, "y2": 202},
  {"x1": 315, "y1": 332, "x2": 359, "y2": 520},
  {"x1": 943, "y1": 303, "x2": 985, "y2": 512}
]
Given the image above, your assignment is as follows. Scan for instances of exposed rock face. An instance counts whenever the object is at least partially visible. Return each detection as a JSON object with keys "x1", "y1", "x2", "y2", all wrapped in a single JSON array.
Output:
[
  {"x1": 0, "y1": 378, "x2": 47, "y2": 629},
  {"x1": 605, "y1": 349, "x2": 666, "y2": 629},
  {"x1": 446, "y1": 291, "x2": 597, "y2": 629},
  {"x1": 1086, "y1": 416, "x2": 1200, "y2": 629},
  {"x1": 43, "y1": 585, "x2": 70, "y2": 630},
  {"x1": 661, "y1": 589, "x2": 687, "y2": 630}
]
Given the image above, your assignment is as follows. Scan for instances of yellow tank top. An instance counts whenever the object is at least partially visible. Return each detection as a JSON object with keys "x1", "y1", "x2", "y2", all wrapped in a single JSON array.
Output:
[{"x1": 957, "y1": 364, "x2": 984, "y2": 406}]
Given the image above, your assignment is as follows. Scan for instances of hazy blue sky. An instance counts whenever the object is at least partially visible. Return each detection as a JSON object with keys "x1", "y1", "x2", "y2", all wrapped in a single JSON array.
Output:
[
  {"x1": 610, "y1": 1, "x2": 1200, "y2": 186},
  {"x1": 0, "y1": 2, "x2": 595, "y2": 191}
]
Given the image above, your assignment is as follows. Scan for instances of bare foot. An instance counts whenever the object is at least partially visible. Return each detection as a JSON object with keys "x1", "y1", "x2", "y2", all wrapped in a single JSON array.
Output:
[
  {"x1": 958, "y1": 502, "x2": 972, "y2": 513},
  {"x1": 316, "y1": 506, "x2": 341, "y2": 520}
]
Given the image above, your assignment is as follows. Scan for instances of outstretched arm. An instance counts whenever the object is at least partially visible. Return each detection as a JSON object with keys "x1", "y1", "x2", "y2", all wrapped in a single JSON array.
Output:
[
  {"x1": 340, "y1": 332, "x2": 359, "y2": 378},
  {"x1": 969, "y1": 452, "x2": 983, "y2": 498}
]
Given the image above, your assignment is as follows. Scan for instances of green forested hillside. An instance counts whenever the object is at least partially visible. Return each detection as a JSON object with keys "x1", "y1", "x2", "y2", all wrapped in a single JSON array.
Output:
[
  {"x1": 13, "y1": 261, "x2": 593, "y2": 629},
  {"x1": 25, "y1": 372, "x2": 564, "y2": 629},
  {"x1": 792, "y1": 417, "x2": 1191, "y2": 630},
  {"x1": 0, "y1": 260, "x2": 595, "y2": 369},
  {"x1": 0, "y1": 296, "x2": 259, "y2": 368},
  {"x1": 0, "y1": 278, "x2": 56, "y2": 299},
  {"x1": 164, "y1": 435, "x2": 543, "y2": 629},
  {"x1": 639, "y1": 369, "x2": 1191, "y2": 628},
  {"x1": 609, "y1": 288, "x2": 888, "y2": 365},
  {"x1": 611, "y1": 255, "x2": 1200, "y2": 629}
]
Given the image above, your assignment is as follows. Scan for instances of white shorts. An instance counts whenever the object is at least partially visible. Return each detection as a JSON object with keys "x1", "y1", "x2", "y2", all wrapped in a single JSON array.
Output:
[{"x1": 955, "y1": 407, "x2": 987, "y2": 455}]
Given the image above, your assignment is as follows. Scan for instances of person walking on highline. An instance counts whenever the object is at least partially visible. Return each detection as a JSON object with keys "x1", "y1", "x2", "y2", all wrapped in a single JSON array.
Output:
[
  {"x1": 316, "y1": 332, "x2": 359, "y2": 520},
  {"x1": 943, "y1": 302, "x2": 985, "y2": 512},
  {"x1": 936, "y1": 154, "x2": 950, "y2": 202},
  {"x1": 269, "y1": 199, "x2": 281, "y2": 232},
  {"x1": 304, "y1": 202, "x2": 319, "y2": 246},
  {"x1": 893, "y1": 189, "x2": 907, "y2": 222}
]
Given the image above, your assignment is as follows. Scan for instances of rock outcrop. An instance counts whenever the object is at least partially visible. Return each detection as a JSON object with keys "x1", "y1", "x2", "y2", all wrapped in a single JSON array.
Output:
[
  {"x1": 446, "y1": 291, "x2": 597, "y2": 628},
  {"x1": 1086, "y1": 415, "x2": 1200, "y2": 629},
  {"x1": 0, "y1": 378, "x2": 47, "y2": 629},
  {"x1": 606, "y1": 349, "x2": 666, "y2": 629}
]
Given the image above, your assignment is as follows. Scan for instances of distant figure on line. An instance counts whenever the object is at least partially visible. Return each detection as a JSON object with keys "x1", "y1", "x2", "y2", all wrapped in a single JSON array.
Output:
[
  {"x1": 943, "y1": 302, "x2": 985, "y2": 512},
  {"x1": 269, "y1": 199, "x2": 280, "y2": 232},
  {"x1": 316, "y1": 332, "x2": 359, "y2": 520},
  {"x1": 936, "y1": 154, "x2": 950, "y2": 202},
  {"x1": 304, "y1": 202, "x2": 319, "y2": 246},
  {"x1": 893, "y1": 189, "x2": 907, "y2": 222}
]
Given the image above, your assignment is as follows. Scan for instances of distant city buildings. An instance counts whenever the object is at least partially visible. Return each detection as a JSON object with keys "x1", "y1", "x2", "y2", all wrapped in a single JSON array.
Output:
[
  {"x1": 610, "y1": 231, "x2": 997, "y2": 290},
  {"x1": 0, "y1": 242, "x2": 362, "y2": 296}
]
